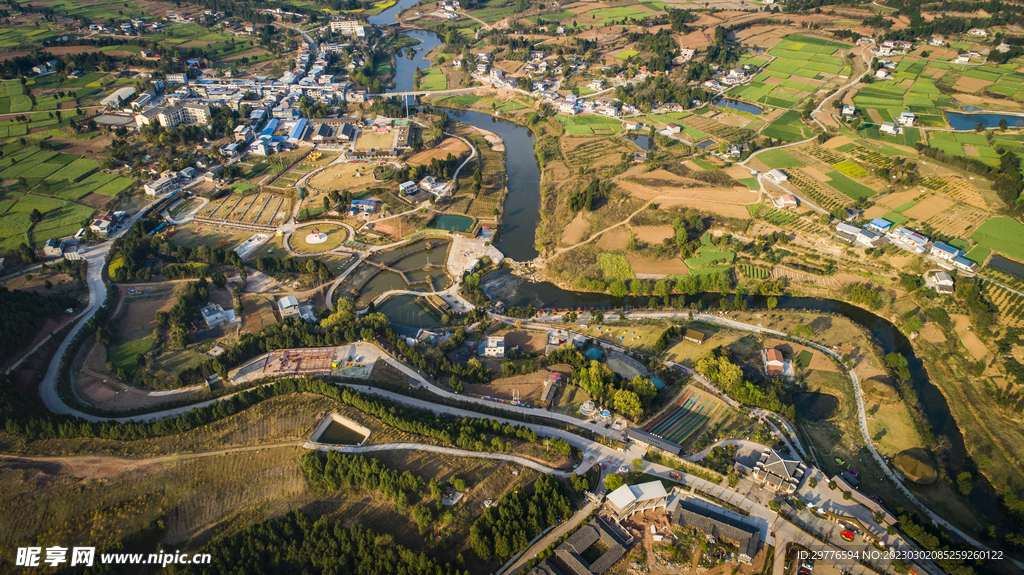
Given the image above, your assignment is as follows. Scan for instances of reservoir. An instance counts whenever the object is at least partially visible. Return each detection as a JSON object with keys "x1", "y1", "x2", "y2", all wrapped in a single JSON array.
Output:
[
  {"x1": 712, "y1": 98, "x2": 763, "y2": 115},
  {"x1": 945, "y1": 111, "x2": 1024, "y2": 130},
  {"x1": 988, "y1": 254, "x2": 1024, "y2": 281}
]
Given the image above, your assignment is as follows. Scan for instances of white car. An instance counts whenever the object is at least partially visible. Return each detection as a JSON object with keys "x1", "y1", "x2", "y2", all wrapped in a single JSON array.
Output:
[{"x1": 618, "y1": 466, "x2": 630, "y2": 474}]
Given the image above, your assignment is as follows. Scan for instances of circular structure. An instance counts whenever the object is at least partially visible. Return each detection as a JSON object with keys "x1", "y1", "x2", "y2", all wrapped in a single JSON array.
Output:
[
  {"x1": 894, "y1": 448, "x2": 939, "y2": 485},
  {"x1": 599, "y1": 410, "x2": 611, "y2": 419},
  {"x1": 306, "y1": 230, "x2": 328, "y2": 244},
  {"x1": 579, "y1": 401, "x2": 598, "y2": 417}
]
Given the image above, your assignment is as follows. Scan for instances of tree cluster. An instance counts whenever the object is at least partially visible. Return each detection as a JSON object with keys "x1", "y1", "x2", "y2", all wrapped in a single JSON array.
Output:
[{"x1": 470, "y1": 475, "x2": 573, "y2": 561}]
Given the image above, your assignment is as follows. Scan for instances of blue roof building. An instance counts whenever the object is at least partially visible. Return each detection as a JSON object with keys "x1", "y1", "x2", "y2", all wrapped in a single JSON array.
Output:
[
  {"x1": 867, "y1": 218, "x2": 892, "y2": 233},
  {"x1": 260, "y1": 118, "x2": 279, "y2": 138},
  {"x1": 287, "y1": 118, "x2": 308, "y2": 143},
  {"x1": 953, "y1": 255, "x2": 981, "y2": 272},
  {"x1": 930, "y1": 241, "x2": 962, "y2": 261}
]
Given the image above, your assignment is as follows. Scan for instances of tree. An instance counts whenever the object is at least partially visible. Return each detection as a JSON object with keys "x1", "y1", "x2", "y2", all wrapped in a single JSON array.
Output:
[
  {"x1": 808, "y1": 477, "x2": 817, "y2": 488},
  {"x1": 593, "y1": 311, "x2": 604, "y2": 324},
  {"x1": 609, "y1": 280, "x2": 628, "y2": 297},
  {"x1": 632, "y1": 458, "x2": 643, "y2": 473},
  {"x1": 957, "y1": 472, "x2": 973, "y2": 496},
  {"x1": 604, "y1": 473, "x2": 624, "y2": 491},
  {"x1": 29, "y1": 209, "x2": 42, "y2": 224},
  {"x1": 613, "y1": 389, "x2": 642, "y2": 420},
  {"x1": 767, "y1": 296, "x2": 778, "y2": 309}
]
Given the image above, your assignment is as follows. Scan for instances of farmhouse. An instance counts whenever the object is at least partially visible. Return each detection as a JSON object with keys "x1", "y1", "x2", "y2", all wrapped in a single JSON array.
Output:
[
  {"x1": 866, "y1": 218, "x2": 892, "y2": 233},
  {"x1": 835, "y1": 222, "x2": 861, "y2": 243},
  {"x1": 625, "y1": 120, "x2": 642, "y2": 130},
  {"x1": 968, "y1": 28, "x2": 987, "y2": 36},
  {"x1": 930, "y1": 241, "x2": 963, "y2": 261},
  {"x1": 773, "y1": 194, "x2": 798, "y2": 209},
  {"x1": 665, "y1": 123, "x2": 681, "y2": 134},
  {"x1": 752, "y1": 448, "x2": 805, "y2": 493},
  {"x1": 766, "y1": 169, "x2": 788, "y2": 183},
  {"x1": 875, "y1": 68, "x2": 891, "y2": 79},
  {"x1": 90, "y1": 210, "x2": 125, "y2": 236},
  {"x1": 763, "y1": 348, "x2": 785, "y2": 377},
  {"x1": 399, "y1": 181, "x2": 418, "y2": 195},
  {"x1": 683, "y1": 329, "x2": 707, "y2": 344},
  {"x1": 856, "y1": 228, "x2": 887, "y2": 247},
  {"x1": 670, "y1": 499, "x2": 760, "y2": 564},
  {"x1": 349, "y1": 199, "x2": 379, "y2": 216},
  {"x1": 607, "y1": 481, "x2": 669, "y2": 519},
  {"x1": 842, "y1": 105, "x2": 855, "y2": 117},
  {"x1": 278, "y1": 295, "x2": 301, "y2": 318},
  {"x1": 888, "y1": 227, "x2": 929, "y2": 247},
  {"x1": 880, "y1": 122, "x2": 901, "y2": 135},
  {"x1": 200, "y1": 304, "x2": 231, "y2": 328},
  {"x1": 932, "y1": 271, "x2": 955, "y2": 294},
  {"x1": 953, "y1": 255, "x2": 981, "y2": 272},
  {"x1": 480, "y1": 336, "x2": 505, "y2": 358},
  {"x1": 43, "y1": 238, "x2": 66, "y2": 258},
  {"x1": 896, "y1": 112, "x2": 915, "y2": 126}
]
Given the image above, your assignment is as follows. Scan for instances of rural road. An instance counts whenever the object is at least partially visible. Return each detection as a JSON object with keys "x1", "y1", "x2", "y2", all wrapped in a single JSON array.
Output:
[{"x1": 304, "y1": 441, "x2": 571, "y2": 476}]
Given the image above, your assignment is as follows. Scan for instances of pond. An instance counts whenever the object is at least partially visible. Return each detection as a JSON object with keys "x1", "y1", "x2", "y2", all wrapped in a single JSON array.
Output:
[
  {"x1": 793, "y1": 392, "x2": 840, "y2": 421},
  {"x1": 584, "y1": 347, "x2": 604, "y2": 361},
  {"x1": 945, "y1": 111, "x2": 1024, "y2": 130},
  {"x1": 988, "y1": 254, "x2": 1024, "y2": 281},
  {"x1": 430, "y1": 214, "x2": 475, "y2": 233},
  {"x1": 650, "y1": 376, "x2": 666, "y2": 390},
  {"x1": 315, "y1": 420, "x2": 368, "y2": 445},
  {"x1": 626, "y1": 133, "x2": 656, "y2": 151},
  {"x1": 375, "y1": 294, "x2": 442, "y2": 328},
  {"x1": 712, "y1": 98, "x2": 764, "y2": 115},
  {"x1": 697, "y1": 140, "x2": 717, "y2": 149}
]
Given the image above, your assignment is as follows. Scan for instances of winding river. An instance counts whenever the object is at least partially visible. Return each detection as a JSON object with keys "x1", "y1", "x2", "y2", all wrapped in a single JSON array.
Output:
[{"x1": 383, "y1": 23, "x2": 1010, "y2": 529}]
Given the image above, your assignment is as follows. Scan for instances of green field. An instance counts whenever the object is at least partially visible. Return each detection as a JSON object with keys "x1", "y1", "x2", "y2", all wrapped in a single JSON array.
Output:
[
  {"x1": 757, "y1": 149, "x2": 803, "y2": 169},
  {"x1": 832, "y1": 160, "x2": 868, "y2": 178},
  {"x1": 614, "y1": 50, "x2": 639, "y2": 60},
  {"x1": 598, "y1": 252, "x2": 635, "y2": 281},
  {"x1": 555, "y1": 113, "x2": 623, "y2": 135},
  {"x1": 826, "y1": 171, "x2": 875, "y2": 199},
  {"x1": 418, "y1": 68, "x2": 447, "y2": 91},
  {"x1": 109, "y1": 338, "x2": 156, "y2": 374},
  {"x1": 970, "y1": 217, "x2": 1024, "y2": 262},
  {"x1": 762, "y1": 110, "x2": 812, "y2": 142},
  {"x1": 964, "y1": 245, "x2": 991, "y2": 264}
]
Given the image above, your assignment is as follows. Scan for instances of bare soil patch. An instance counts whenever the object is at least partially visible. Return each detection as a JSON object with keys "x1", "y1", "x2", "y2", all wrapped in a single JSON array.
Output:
[
  {"x1": 918, "y1": 323, "x2": 946, "y2": 343},
  {"x1": 654, "y1": 197, "x2": 753, "y2": 219},
  {"x1": 902, "y1": 195, "x2": 953, "y2": 221},
  {"x1": 630, "y1": 225, "x2": 674, "y2": 244},
  {"x1": 863, "y1": 205, "x2": 889, "y2": 220},
  {"x1": 464, "y1": 364, "x2": 573, "y2": 402},
  {"x1": 625, "y1": 253, "x2": 688, "y2": 276},
  {"x1": 560, "y1": 211, "x2": 589, "y2": 245},
  {"x1": 824, "y1": 135, "x2": 855, "y2": 149},
  {"x1": 595, "y1": 227, "x2": 629, "y2": 249},
  {"x1": 877, "y1": 190, "x2": 921, "y2": 209},
  {"x1": 953, "y1": 75, "x2": 992, "y2": 93},
  {"x1": 952, "y1": 314, "x2": 989, "y2": 360},
  {"x1": 495, "y1": 329, "x2": 547, "y2": 353},
  {"x1": 407, "y1": 137, "x2": 469, "y2": 165}
]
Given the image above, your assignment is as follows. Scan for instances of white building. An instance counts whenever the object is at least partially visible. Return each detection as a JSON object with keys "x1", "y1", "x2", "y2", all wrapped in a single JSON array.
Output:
[
  {"x1": 144, "y1": 175, "x2": 177, "y2": 196},
  {"x1": 880, "y1": 122, "x2": 901, "y2": 135},
  {"x1": 766, "y1": 169, "x2": 788, "y2": 183},
  {"x1": 968, "y1": 28, "x2": 987, "y2": 36},
  {"x1": 200, "y1": 304, "x2": 232, "y2": 328},
  {"x1": 896, "y1": 112, "x2": 915, "y2": 126},
  {"x1": 330, "y1": 19, "x2": 366, "y2": 37},
  {"x1": 480, "y1": 336, "x2": 504, "y2": 358},
  {"x1": 607, "y1": 481, "x2": 668, "y2": 519}
]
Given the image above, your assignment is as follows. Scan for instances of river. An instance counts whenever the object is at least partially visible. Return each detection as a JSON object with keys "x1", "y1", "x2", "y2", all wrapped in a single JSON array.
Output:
[{"x1": 387, "y1": 23, "x2": 1009, "y2": 530}]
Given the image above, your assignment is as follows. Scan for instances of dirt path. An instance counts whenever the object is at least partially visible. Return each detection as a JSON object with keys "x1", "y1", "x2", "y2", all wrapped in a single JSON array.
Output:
[{"x1": 0, "y1": 441, "x2": 304, "y2": 481}]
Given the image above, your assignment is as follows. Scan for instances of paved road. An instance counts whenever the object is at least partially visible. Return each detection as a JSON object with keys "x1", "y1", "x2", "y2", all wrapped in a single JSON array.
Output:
[{"x1": 303, "y1": 441, "x2": 570, "y2": 476}]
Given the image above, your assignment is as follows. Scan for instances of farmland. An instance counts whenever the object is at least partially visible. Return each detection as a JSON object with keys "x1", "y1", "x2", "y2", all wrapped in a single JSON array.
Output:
[
  {"x1": 970, "y1": 218, "x2": 1024, "y2": 262},
  {"x1": 644, "y1": 387, "x2": 723, "y2": 446}
]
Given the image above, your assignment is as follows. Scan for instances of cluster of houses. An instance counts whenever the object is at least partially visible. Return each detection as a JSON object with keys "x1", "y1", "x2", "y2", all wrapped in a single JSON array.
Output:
[{"x1": 835, "y1": 217, "x2": 981, "y2": 281}]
